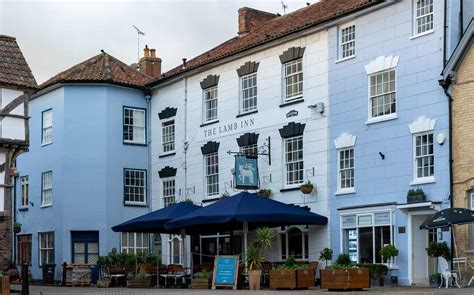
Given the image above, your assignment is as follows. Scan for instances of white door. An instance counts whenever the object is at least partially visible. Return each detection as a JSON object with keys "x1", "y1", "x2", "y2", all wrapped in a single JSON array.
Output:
[{"x1": 412, "y1": 215, "x2": 429, "y2": 285}]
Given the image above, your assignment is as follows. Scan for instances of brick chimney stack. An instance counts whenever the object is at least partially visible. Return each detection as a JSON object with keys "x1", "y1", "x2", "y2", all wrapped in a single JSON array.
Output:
[
  {"x1": 139, "y1": 45, "x2": 161, "y2": 78},
  {"x1": 238, "y1": 7, "x2": 278, "y2": 36}
]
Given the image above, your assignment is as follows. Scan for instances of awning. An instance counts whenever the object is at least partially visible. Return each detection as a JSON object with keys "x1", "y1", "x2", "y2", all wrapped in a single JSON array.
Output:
[
  {"x1": 164, "y1": 191, "x2": 328, "y2": 232},
  {"x1": 111, "y1": 202, "x2": 201, "y2": 234}
]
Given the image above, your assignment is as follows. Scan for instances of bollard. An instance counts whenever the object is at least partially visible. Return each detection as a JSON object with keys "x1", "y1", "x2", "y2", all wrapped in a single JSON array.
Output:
[{"x1": 21, "y1": 263, "x2": 29, "y2": 295}]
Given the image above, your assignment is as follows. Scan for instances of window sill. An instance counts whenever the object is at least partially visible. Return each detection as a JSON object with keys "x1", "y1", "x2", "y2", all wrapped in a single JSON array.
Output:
[
  {"x1": 365, "y1": 113, "x2": 398, "y2": 125},
  {"x1": 159, "y1": 152, "x2": 176, "y2": 158},
  {"x1": 410, "y1": 29, "x2": 434, "y2": 40},
  {"x1": 41, "y1": 142, "x2": 52, "y2": 147},
  {"x1": 202, "y1": 196, "x2": 221, "y2": 203},
  {"x1": 335, "y1": 188, "x2": 356, "y2": 195},
  {"x1": 200, "y1": 120, "x2": 219, "y2": 127},
  {"x1": 280, "y1": 186, "x2": 301, "y2": 193},
  {"x1": 335, "y1": 55, "x2": 356, "y2": 64},
  {"x1": 236, "y1": 110, "x2": 258, "y2": 118},
  {"x1": 124, "y1": 202, "x2": 148, "y2": 207},
  {"x1": 40, "y1": 204, "x2": 52, "y2": 209},
  {"x1": 18, "y1": 207, "x2": 28, "y2": 211},
  {"x1": 279, "y1": 99, "x2": 304, "y2": 108},
  {"x1": 123, "y1": 141, "x2": 147, "y2": 146},
  {"x1": 410, "y1": 177, "x2": 435, "y2": 186}
]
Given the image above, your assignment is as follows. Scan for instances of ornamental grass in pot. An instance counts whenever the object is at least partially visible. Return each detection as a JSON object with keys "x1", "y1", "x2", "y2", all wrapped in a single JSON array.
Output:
[{"x1": 244, "y1": 227, "x2": 274, "y2": 290}]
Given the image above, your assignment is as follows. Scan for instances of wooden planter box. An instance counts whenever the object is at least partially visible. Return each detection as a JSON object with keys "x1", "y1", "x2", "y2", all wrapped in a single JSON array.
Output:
[
  {"x1": 127, "y1": 276, "x2": 152, "y2": 288},
  {"x1": 191, "y1": 278, "x2": 210, "y2": 289},
  {"x1": 269, "y1": 268, "x2": 315, "y2": 289},
  {"x1": 97, "y1": 279, "x2": 110, "y2": 288},
  {"x1": 320, "y1": 268, "x2": 369, "y2": 290},
  {"x1": 1, "y1": 276, "x2": 10, "y2": 295}
]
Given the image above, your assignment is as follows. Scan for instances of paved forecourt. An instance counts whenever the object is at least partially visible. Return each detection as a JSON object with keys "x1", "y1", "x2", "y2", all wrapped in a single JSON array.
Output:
[{"x1": 10, "y1": 285, "x2": 474, "y2": 294}]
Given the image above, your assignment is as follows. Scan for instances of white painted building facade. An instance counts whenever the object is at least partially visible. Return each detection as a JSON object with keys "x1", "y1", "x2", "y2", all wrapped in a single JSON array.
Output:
[{"x1": 150, "y1": 27, "x2": 331, "y2": 265}]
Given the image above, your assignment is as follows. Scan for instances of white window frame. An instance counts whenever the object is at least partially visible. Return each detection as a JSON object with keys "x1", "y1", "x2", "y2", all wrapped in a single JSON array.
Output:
[
  {"x1": 39, "y1": 232, "x2": 54, "y2": 266},
  {"x1": 41, "y1": 171, "x2": 52, "y2": 207},
  {"x1": 121, "y1": 232, "x2": 150, "y2": 254},
  {"x1": 168, "y1": 235, "x2": 182, "y2": 264},
  {"x1": 469, "y1": 192, "x2": 474, "y2": 249},
  {"x1": 337, "y1": 148, "x2": 355, "y2": 194},
  {"x1": 204, "y1": 152, "x2": 219, "y2": 197},
  {"x1": 340, "y1": 210, "x2": 395, "y2": 264},
  {"x1": 41, "y1": 109, "x2": 52, "y2": 145},
  {"x1": 123, "y1": 107, "x2": 146, "y2": 145},
  {"x1": 124, "y1": 169, "x2": 147, "y2": 205},
  {"x1": 339, "y1": 23, "x2": 356, "y2": 60},
  {"x1": 413, "y1": 0, "x2": 434, "y2": 38},
  {"x1": 282, "y1": 58, "x2": 303, "y2": 103},
  {"x1": 161, "y1": 119, "x2": 175, "y2": 154},
  {"x1": 162, "y1": 177, "x2": 176, "y2": 208},
  {"x1": 280, "y1": 226, "x2": 308, "y2": 261},
  {"x1": 283, "y1": 135, "x2": 304, "y2": 187},
  {"x1": 21, "y1": 176, "x2": 29, "y2": 208},
  {"x1": 368, "y1": 69, "x2": 397, "y2": 122},
  {"x1": 412, "y1": 132, "x2": 435, "y2": 184},
  {"x1": 203, "y1": 86, "x2": 218, "y2": 123},
  {"x1": 239, "y1": 73, "x2": 258, "y2": 114}
]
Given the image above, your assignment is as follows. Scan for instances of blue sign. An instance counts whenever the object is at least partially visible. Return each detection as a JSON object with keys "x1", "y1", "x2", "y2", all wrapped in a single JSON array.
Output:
[
  {"x1": 213, "y1": 256, "x2": 238, "y2": 287},
  {"x1": 235, "y1": 155, "x2": 258, "y2": 189}
]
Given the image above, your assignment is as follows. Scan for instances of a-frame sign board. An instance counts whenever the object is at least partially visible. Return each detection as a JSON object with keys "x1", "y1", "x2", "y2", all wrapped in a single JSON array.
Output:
[{"x1": 211, "y1": 255, "x2": 239, "y2": 290}]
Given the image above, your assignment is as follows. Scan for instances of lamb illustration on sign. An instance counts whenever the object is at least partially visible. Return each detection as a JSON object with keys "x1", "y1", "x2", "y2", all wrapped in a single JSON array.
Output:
[{"x1": 234, "y1": 155, "x2": 258, "y2": 189}]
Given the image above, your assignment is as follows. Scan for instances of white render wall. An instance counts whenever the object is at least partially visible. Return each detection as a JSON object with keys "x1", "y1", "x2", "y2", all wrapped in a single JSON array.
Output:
[
  {"x1": 1, "y1": 88, "x2": 25, "y2": 141},
  {"x1": 151, "y1": 30, "x2": 330, "y2": 263}
]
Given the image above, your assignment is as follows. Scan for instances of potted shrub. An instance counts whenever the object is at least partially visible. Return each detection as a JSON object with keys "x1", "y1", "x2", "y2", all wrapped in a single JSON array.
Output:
[
  {"x1": 13, "y1": 222, "x2": 21, "y2": 233},
  {"x1": 319, "y1": 248, "x2": 333, "y2": 267},
  {"x1": 359, "y1": 264, "x2": 388, "y2": 287},
  {"x1": 244, "y1": 227, "x2": 274, "y2": 290},
  {"x1": 269, "y1": 257, "x2": 316, "y2": 289},
  {"x1": 300, "y1": 180, "x2": 314, "y2": 194},
  {"x1": 320, "y1": 254, "x2": 370, "y2": 291},
  {"x1": 191, "y1": 268, "x2": 211, "y2": 289},
  {"x1": 430, "y1": 272, "x2": 441, "y2": 287},
  {"x1": 97, "y1": 255, "x2": 111, "y2": 288},
  {"x1": 380, "y1": 244, "x2": 399, "y2": 286},
  {"x1": 257, "y1": 189, "x2": 272, "y2": 198},
  {"x1": 426, "y1": 241, "x2": 451, "y2": 287},
  {"x1": 407, "y1": 188, "x2": 426, "y2": 203}
]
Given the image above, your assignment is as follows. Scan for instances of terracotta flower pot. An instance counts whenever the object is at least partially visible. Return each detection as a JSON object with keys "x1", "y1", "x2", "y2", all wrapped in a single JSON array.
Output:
[{"x1": 248, "y1": 270, "x2": 262, "y2": 290}]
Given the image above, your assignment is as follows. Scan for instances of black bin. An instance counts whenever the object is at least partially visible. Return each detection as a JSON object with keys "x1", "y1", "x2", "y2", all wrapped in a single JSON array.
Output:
[{"x1": 42, "y1": 263, "x2": 56, "y2": 284}]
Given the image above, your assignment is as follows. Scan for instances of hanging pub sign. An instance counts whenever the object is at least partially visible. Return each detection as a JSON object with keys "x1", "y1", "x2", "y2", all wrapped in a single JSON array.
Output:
[{"x1": 234, "y1": 155, "x2": 259, "y2": 190}]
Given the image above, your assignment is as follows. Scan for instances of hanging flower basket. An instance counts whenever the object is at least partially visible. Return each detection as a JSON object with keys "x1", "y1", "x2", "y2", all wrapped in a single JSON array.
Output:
[
  {"x1": 257, "y1": 189, "x2": 272, "y2": 198},
  {"x1": 300, "y1": 181, "x2": 314, "y2": 194},
  {"x1": 13, "y1": 222, "x2": 21, "y2": 233}
]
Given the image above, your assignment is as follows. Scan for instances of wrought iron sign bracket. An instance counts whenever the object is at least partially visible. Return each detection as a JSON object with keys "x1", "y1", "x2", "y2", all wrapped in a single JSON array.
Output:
[{"x1": 226, "y1": 136, "x2": 271, "y2": 165}]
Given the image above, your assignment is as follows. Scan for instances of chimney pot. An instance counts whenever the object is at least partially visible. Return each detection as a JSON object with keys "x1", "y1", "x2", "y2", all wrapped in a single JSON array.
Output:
[
  {"x1": 238, "y1": 7, "x2": 277, "y2": 36},
  {"x1": 143, "y1": 45, "x2": 150, "y2": 58},
  {"x1": 140, "y1": 45, "x2": 161, "y2": 78}
]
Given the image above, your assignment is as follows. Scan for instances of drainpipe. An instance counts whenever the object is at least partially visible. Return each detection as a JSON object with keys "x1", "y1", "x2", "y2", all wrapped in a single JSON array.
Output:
[
  {"x1": 183, "y1": 59, "x2": 188, "y2": 203},
  {"x1": 145, "y1": 93, "x2": 152, "y2": 213},
  {"x1": 439, "y1": 77, "x2": 453, "y2": 268},
  {"x1": 443, "y1": 0, "x2": 448, "y2": 66}
]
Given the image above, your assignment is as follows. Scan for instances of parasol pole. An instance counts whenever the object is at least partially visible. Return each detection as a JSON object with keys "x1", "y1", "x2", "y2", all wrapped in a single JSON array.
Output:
[
  {"x1": 243, "y1": 221, "x2": 248, "y2": 274},
  {"x1": 452, "y1": 225, "x2": 462, "y2": 286}
]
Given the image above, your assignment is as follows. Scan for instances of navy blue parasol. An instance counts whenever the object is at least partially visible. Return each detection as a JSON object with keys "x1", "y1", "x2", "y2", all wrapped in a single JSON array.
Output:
[
  {"x1": 164, "y1": 191, "x2": 328, "y2": 232},
  {"x1": 111, "y1": 202, "x2": 201, "y2": 233}
]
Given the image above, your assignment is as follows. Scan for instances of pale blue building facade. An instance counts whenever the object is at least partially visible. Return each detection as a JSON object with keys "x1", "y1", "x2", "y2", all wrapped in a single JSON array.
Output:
[
  {"x1": 327, "y1": 0, "x2": 472, "y2": 286},
  {"x1": 13, "y1": 53, "x2": 151, "y2": 281}
]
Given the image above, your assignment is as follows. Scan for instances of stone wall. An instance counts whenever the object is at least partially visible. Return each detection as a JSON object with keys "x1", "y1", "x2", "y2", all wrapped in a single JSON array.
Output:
[{"x1": 452, "y1": 44, "x2": 474, "y2": 276}]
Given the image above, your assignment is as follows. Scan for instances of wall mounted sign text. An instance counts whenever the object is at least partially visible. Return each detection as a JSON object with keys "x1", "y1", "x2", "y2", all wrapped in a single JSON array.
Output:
[{"x1": 203, "y1": 118, "x2": 255, "y2": 138}]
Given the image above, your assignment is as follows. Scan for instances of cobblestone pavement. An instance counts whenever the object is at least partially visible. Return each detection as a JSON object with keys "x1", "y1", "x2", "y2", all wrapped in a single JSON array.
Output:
[{"x1": 9, "y1": 285, "x2": 474, "y2": 295}]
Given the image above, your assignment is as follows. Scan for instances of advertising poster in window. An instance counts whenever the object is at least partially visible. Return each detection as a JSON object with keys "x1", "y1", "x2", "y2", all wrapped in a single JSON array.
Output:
[{"x1": 234, "y1": 155, "x2": 258, "y2": 189}]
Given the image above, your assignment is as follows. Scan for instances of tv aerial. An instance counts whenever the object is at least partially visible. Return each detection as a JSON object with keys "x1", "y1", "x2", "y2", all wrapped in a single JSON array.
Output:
[
  {"x1": 281, "y1": 1, "x2": 288, "y2": 15},
  {"x1": 132, "y1": 25, "x2": 145, "y2": 67}
]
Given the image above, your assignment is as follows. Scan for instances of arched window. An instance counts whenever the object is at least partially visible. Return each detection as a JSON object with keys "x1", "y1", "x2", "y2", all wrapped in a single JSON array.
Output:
[
  {"x1": 169, "y1": 236, "x2": 181, "y2": 264},
  {"x1": 152, "y1": 234, "x2": 162, "y2": 263},
  {"x1": 280, "y1": 226, "x2": 308, "y2": 260}
]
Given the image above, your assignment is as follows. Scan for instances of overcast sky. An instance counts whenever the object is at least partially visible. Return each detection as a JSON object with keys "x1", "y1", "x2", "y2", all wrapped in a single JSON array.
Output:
[{"x1": 0, "y1": 0, "x2": 310, "y2": 84}]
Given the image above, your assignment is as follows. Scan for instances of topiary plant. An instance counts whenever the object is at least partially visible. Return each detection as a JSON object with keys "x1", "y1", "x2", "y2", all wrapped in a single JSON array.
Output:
[
  {"x1": 335, "y1": 253, "x2": 352, "y2": 267},
  {"x1": 319, "y1": 248, "x2": 333, "y2": 267},
  {"x1": 380, "y1": 245, "x2": 399, "y2": 264}
]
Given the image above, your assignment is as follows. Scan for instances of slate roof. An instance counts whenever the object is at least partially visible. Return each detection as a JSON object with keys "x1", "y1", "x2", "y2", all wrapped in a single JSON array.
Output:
[
  {"x1": 148, "y1": 0, "x2": 383, "y2": 86},
  {"x1": 39, "y1": 51, "x2": 152, "y2": 90},
  {"x1": 0, "y1": 35, "x2": 38, "y2": 90}
]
